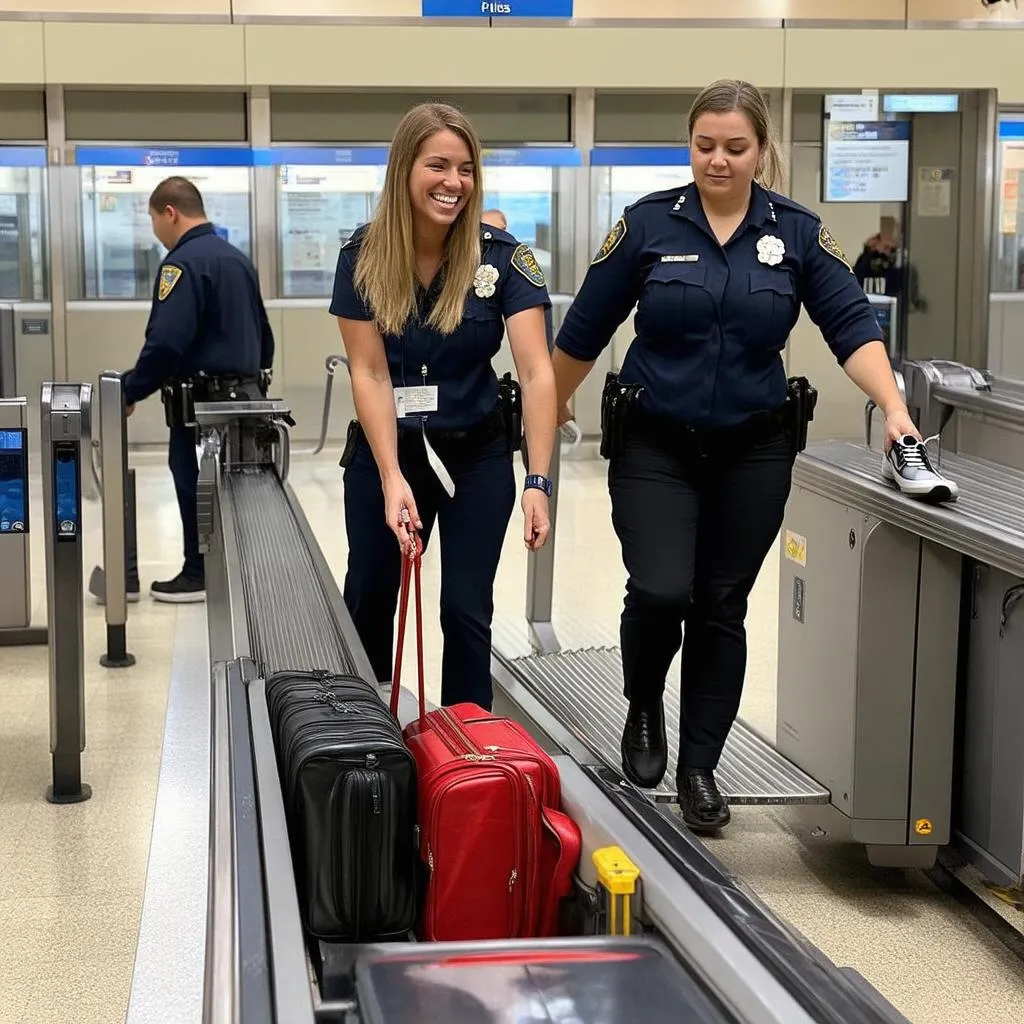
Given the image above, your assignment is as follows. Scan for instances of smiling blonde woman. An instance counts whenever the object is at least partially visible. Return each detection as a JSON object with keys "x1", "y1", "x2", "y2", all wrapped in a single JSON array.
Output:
[{"x1": 330, "y1": 101, "x2": 557, "y2": 711}]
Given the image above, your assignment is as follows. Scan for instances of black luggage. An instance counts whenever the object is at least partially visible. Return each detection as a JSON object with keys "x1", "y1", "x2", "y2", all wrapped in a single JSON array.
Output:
[{"x1": 265, "y1": 669, "x2": 418, "y2": 942}]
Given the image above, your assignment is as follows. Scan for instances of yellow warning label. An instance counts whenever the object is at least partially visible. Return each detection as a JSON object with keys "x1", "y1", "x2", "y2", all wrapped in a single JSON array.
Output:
[
  {"x1": 914, "y1": 818, "x2": 933, "y2": 836},
  {"x1": 784, "y1": 530, "x2": 807, "y2": 567}
]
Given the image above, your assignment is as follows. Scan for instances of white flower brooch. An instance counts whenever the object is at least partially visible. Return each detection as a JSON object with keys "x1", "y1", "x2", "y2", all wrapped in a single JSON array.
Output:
[
  {"x1": 756, "y1": 235, "x2": 786, "y2": 266},
  {"x1": 473, "y1": 263, "x2": 499, "y2": 298}
]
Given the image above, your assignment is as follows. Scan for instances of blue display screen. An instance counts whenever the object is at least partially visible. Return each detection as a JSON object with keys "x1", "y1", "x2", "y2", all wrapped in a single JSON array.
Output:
[
  {"x1": 54, "y1": 445, "x2": 79, "y2": 542},
  {"x1": 0, "y1": 428, "x2": 26, "y2": 535}
]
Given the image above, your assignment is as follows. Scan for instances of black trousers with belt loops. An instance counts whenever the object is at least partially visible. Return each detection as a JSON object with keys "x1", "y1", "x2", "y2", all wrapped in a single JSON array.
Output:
[
  {"x1": 608, "y1": 410, "x2": 795, "y2": 772},
  {"x1": 342, "y1": 420, "x2": 515, "y2": 710}
]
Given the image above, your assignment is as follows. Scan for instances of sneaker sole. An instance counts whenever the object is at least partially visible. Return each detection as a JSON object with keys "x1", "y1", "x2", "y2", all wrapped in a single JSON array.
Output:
[
  {"x1": 882, "y1": 460, "x2": 958, "y2": 502},
  {"x1": 150, "y1": 590, "x2": 206, "y2": 604},
  {"x1": 91, "y1": 594, "x2": 142, "y2": 605}
]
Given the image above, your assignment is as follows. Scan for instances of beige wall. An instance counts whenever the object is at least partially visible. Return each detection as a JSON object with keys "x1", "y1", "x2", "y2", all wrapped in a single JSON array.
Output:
[
  {"x1": 1, "y1": 19, "x2": 1023, "y2": 99},
  {"x1": 4, "y1": 0, "x2": 1023, "y2": 24}
]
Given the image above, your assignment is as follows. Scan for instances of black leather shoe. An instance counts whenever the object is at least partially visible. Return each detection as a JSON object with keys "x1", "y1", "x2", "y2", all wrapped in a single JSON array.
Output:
[
  {"x1": 620, "y1": 700, "x2": 667, "y2": 788},
  {"x1": 677, "y1": 768, "x2": 730, "y2": 832}
]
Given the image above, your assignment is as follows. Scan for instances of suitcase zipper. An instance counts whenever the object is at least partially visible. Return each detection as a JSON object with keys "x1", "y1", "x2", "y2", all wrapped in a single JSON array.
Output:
[{"x1": 427, "y1": 709, "x2": 532, "y2": 936}]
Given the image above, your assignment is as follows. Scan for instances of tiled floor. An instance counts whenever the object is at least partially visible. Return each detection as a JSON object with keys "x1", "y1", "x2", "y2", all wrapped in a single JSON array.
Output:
[{"x1": 0, "y1": 445, "x2": 1022, "y2": 1023}]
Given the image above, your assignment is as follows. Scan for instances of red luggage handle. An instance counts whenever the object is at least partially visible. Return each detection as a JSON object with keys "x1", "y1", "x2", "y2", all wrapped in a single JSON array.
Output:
[{"x1": 389, "y1": 535, "x2": 427, "y2": 726}]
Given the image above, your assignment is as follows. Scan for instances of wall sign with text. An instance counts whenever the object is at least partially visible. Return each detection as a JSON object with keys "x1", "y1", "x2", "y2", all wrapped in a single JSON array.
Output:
[{"x1": 422, "y1": 0, "x2": 573, "y2": 16}]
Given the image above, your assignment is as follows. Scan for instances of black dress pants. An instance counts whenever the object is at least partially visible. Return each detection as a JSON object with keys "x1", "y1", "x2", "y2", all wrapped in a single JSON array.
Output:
[
  {"x1": 608, "y1": 417, "x2": 794, "y2": 771},
  {"x1": 342, "y1": 427, "x2": 515, "y2": 710}
]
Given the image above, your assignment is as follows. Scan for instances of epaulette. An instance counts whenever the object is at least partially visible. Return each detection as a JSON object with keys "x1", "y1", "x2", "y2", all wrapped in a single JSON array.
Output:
[
  {"x1": 625, "y1": 185, "x2": 690, "y2": 213},
  {"x1": 480, "y1": 224, "x2": 517, "y2": 245},
  {"x1": 340, "y1": 223, "x2": 369, "y2": 250}
]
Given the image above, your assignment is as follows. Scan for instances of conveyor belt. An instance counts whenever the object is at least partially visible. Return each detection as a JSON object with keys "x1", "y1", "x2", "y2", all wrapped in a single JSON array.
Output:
[
  {"x1": 227, "y1": 468, "x2": 358, "y2": 676},
  {"x1": 796, "y1": 441, "x2": 1024, "y2": 578},
  {"x1": 502, "y1": 646, "x2": 829, "y2": 805}
]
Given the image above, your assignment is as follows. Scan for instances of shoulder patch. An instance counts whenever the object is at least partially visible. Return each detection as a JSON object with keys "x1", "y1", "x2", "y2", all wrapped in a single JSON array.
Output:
[
  {"x1": 818, "y1": 225, "x2": 851, "y2": 271},
  {"x1": 158, "y1": 265, "x2": 183, "y2": 302},
  {"x1": 511, "y1": 243, "x2": 546, "y2": 288},
  {"x1": 592, "y1": 217, "x2": 626, "y2": 265}
]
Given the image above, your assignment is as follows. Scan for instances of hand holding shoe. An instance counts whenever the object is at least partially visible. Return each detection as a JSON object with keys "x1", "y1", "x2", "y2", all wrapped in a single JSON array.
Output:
[{"x1": 883, "y1": 407, "x2": 920, "y2": 451}]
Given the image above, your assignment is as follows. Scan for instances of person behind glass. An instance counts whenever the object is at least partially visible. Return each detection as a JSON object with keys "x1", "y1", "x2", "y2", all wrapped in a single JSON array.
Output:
[
  {"x1": 551, "y1": 79, "x2": 921, "y2": 832},
  {"x1": 483, "y1": 207, "x2": 554, "y2": 349},
  {"x1": 331, "y1": 103, "x2": 557, "y2": 710},
  {"x1": 123, "y1": 176, "x2": 274, "y2": 604}
]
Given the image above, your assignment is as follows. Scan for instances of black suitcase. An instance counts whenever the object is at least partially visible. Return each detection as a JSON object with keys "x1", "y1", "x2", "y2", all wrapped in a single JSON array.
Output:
[{"x1": 265, "y1": 669, "x2": 418, "y2": 943}]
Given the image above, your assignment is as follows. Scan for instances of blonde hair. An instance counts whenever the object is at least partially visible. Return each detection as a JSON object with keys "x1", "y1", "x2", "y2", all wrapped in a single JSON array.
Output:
[
  {"x1": 687, "y1": 79, "x2": 785, "y2": 192},
  {"x1": 354, "y1": 103, "x2": 483, "y2": 337}
]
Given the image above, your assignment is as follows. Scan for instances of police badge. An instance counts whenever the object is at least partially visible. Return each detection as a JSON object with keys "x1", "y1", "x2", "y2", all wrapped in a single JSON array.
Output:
[{"x1": 818, "y1": 226, "x2": 852, "y2": 271}]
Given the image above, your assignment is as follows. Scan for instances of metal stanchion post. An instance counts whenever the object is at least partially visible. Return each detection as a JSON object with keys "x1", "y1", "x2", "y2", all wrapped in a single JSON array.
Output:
[
  {"x1": 97, "y1": 372, "x2": 134, "y2": 668},
  {"x1": 524, "y1": 436, "x2": 561, "y2": 655},
  {"x1": 41, "y1": 381, "x2": 92, "y2": 804}
]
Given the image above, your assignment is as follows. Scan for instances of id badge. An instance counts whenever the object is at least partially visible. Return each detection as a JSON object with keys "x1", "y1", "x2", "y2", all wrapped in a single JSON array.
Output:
[{"x1": 394, "y1": 385, "x2": 438, "y2": 419}]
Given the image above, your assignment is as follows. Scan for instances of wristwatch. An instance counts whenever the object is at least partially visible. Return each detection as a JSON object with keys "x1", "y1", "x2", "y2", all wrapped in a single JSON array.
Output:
[{"x1": 524, "y1": 474, "x2": 553, "y2": 497}]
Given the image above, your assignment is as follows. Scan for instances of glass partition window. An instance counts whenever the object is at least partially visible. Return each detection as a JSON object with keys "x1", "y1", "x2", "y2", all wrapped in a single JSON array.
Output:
[
  {"x1": 278, "y1": 164, "x2": 385, "y2": 297},
  {"x1": 591, "y1": 163, "x2": 693, "y2": 254},
  {"x1": 79, "y1": 166, "x2": 252, "y2": 300},
  {"x1": 995, "y1": 117, "x2": 1024, "y2": 293},
  {"x1": 0, "y1": 164, "x2": 47, "y2": 302},
  {"x1": 481, "y1": 165, "x2": 555, "y2": 282},
  {"x1": 276, "y1": 160, "x2": 560, "y2": 299}
]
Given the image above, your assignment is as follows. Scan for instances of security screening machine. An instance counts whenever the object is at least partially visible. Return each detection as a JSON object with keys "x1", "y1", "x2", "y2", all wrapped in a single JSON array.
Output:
[
  {"x1": 779, "y1": 358, "x2": 1024, "y2": 879},
  {"x1": 87, "y1": 371, "x2": 136, "y2": 668},
  {"x1": 41, "y1": 381, "x2": 92, "y2": 804}
]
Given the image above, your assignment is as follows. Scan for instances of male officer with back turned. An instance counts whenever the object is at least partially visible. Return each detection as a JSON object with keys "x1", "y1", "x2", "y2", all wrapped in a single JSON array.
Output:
[{"x1": 123, "y1": 175, "x2": 275, "y2": 604}]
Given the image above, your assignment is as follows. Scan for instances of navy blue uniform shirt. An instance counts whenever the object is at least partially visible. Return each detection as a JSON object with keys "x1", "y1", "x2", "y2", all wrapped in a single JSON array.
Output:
[
  {"x1": 556, "y1": 182, "x2": 883, "y2": 428},
  {"x1": 123, "y1": 223, "x2": 274, "y2": 406},
  {"x1": 330, "y1": 223, "x2": 551, "y2": 432}
]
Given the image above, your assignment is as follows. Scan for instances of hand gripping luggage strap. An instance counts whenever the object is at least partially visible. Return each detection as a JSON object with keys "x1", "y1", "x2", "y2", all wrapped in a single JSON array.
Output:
[{"x1": 389, "y1": 539, "x2": 427, "y2": 726}]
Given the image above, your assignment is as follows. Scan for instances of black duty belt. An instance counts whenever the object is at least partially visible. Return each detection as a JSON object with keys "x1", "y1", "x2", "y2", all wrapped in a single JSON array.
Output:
[{"x1": 629, "y1": 401, "x2": 791, "y2": 457}]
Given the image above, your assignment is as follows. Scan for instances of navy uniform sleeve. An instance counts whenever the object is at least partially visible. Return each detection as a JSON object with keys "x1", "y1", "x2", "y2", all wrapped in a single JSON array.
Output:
[
  {"x1": 800, "y1": 222, "x2": 883, "y2": 365},
  {"x1": 258, "y1": 296, "x2": 275, "y2": 370},
  {"x1": 498, "y1": 242, "x2": 551, "y2": 320},
  {"x1": 555, "y1": 209, "x2": 645, "y2": 362},
  {"x1": 123, "y1": 261, "x2": 202, "y2": 405},
  {"x1": 329, "y1": 243, "x2": 373, "y2": 321}
]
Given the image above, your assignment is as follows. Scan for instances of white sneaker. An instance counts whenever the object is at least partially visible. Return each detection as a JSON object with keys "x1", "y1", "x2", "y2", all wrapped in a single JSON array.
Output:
[{"x1": 882, "y1": 434, "x2": 958, "y2": 502}]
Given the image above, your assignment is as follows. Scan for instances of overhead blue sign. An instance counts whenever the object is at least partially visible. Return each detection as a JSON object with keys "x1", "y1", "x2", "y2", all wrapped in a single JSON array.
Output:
[
  {"x1": 481, "y1": 148, "x2": 580, "y2": 167},
  {"x1": 590, "y1": 147, "x2": 691, "y2": 167},
  {"x1": 0, "y1": 146, "x2": 47, "y2": 168},
  {"x1": 999, "y1": 119, "x2": 1024, "y2": 140},
  {"x1": 883, "y1": 94, "x2": 959, "y2": 114},
  {"x1": 254, "y1": 147, "x2": 390, "y2": 166},
  {"x1": 73, "y1": 147, "x2": 253, "y2": 167},
  {"x1": 256, "y1": 146, "x2": 580, "y2": 167},
  {"x1": 423, "y1": 0, "x2": 573, "y2": 15}
]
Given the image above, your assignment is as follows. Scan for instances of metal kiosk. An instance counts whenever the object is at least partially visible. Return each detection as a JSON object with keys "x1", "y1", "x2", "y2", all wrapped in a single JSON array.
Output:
[
  {"x1": 41, "y1": 381, "x2": 92, "y2": 804},
  {"x1": 0, "y1": 304, "x2": 46, "y2": 646}
]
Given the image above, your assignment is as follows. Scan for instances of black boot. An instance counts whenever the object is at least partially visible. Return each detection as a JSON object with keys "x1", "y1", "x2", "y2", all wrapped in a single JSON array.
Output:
[
  {"x1": 620, "y1": 700, "x2": 667, "y2": 788},
  {"x1": 677, "y1": 768, "x2": 730, "y2": 832}
]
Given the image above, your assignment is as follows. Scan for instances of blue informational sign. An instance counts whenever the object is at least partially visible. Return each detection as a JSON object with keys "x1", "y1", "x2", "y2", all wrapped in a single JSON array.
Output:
[
  {"x1": 254, "y1": 147, "x2": 390, "y2": 166},
  {"x1": 257, "y1": 146, "x2": 580, "y2": 167},
  {"x1": 73, "y1": 147, "x2": 254, "y2": 167},
  {"x1": 999, "y1": 119, "x2": 1024, "y2": 140},
  {"x1": 823, "y1": 121, "x2": 911, "y2": 203},
  {"x1": 0, "y1": 428, "x2": 27, "y2": 535},
  {"x1": 0, "y1": 146, "x2": 47, "y2": 168},
  {"x1": 883, "y1": 94, "x2": 959, "y2": 114},
  {"x1": 590, "y1": 147, "x2": 691, "y2": 167},
  {"x1": 423, "y1": 0, "x2": 573, "y2": 16},
  {"x1": 481, "y1": 148, "x2": 580, "y2": 167}
]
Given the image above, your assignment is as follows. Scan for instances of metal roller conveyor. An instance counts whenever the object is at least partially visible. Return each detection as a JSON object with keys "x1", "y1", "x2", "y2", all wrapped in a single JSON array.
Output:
[{"x1": 124, "y1": 388, "x2": 911, "y2": 1024}]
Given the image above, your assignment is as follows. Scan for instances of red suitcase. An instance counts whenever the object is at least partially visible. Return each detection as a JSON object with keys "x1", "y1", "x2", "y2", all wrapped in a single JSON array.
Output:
[{"x1": 389, "y1": 542, "x2": 581, "y2": 942}]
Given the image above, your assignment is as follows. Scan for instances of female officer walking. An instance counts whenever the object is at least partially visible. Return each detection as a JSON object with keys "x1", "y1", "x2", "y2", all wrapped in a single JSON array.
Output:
[
  {"x1": 331, "y1": 102, "x2": 557, "y2": 710},
  {"x1": 551, "y1": 79, "x2": 920, "y2": 832}
]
